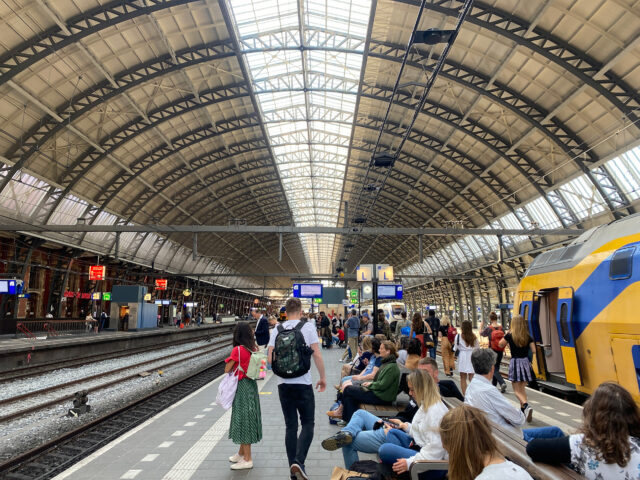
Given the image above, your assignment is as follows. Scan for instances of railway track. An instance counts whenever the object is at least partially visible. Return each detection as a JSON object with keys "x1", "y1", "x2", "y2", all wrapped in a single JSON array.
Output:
[
  {"x1": 0, "y1": 325, "x2": 236, "y2": 383},
  {"x1": 0, "y1": 355, "x2": 230, "y2": 479},
  {"x1": 0, "y1": 336, "x2": 231, "y2": 425}
]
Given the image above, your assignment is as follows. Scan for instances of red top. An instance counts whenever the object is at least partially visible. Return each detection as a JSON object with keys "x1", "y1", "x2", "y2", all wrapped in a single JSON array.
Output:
[{"x1": 225, "y1": 346, "x2": 255, "y2": 380}]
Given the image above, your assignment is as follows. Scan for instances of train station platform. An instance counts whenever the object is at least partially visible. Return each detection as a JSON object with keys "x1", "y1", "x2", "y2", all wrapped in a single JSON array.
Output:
[
  {"x1": 52, "y1": 346, "x2": 352, "y2": 480},
  {"x1": 0, "y1": 324, "x2": 233, "y2": 374},
  {"x1": 49, "y1": 346, "x2": 585, "y2": 480}
]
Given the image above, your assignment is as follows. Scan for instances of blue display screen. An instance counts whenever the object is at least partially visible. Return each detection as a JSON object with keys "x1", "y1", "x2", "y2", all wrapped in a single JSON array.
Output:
[
  {"x1": 377, "y1": 284, "x2": 403, "y2": 299},
  {"x1": 0, "y1": 280, "x2": 16, "y2": 295},
  {"x1": 292, "y1": 284, "x2": 323, "y2": 298}
]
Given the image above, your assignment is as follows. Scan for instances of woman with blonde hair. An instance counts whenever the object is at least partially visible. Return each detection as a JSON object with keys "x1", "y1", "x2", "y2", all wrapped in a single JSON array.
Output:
[
  {"x1": 498, "y1": 314, "x2": 535, "y2": 422},
  {"x1": 438, "y1": 316, "x2": 455, "y2": 376},
  {"x1": 440, "y1": 405, "x2": 532, "y2": 479},
  {"x1": 377, "y1": 369, "x2": 448, "y2": 478},
  {"x1": 454, "y1": 320, "x2": 478, "y2": 395}
]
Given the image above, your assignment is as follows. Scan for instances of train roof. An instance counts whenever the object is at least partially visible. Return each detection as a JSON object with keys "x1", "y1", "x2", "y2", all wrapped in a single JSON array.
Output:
[{"x1": 525, "y1": 213, "x2": 640, "y2": 277}]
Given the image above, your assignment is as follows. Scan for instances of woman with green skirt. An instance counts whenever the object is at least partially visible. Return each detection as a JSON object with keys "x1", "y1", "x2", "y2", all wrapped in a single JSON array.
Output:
[{"x1": 224, "y1": 321, "x2": 263, "y2": 470}]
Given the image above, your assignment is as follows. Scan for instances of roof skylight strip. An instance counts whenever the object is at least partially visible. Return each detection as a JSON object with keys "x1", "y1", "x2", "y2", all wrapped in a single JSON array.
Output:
[{"x1": 229, "y1": 0, "x2": 372, "y2": 273}]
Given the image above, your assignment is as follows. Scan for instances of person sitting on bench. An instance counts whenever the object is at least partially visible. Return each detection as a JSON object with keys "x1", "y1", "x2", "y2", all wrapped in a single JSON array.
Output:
[{"x1": 440, "y1": 404, "x2": 533, "y2": 479}]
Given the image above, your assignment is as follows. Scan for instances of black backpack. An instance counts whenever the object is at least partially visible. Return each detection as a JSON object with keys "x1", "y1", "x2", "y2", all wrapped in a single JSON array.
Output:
[{"x1": 272, "y1": 320, "x2": 313, "y2": 378}]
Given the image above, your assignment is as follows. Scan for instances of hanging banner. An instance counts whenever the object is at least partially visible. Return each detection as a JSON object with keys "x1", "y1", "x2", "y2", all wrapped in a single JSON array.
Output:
[{"x1": 89, "y1": 265, "x2": 105, "y2": 281}]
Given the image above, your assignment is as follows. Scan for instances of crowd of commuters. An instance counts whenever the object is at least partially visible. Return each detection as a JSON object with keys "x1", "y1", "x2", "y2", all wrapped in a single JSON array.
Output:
[{"x1": 220, "y1": 303, "x2": 639, "y2": 480}]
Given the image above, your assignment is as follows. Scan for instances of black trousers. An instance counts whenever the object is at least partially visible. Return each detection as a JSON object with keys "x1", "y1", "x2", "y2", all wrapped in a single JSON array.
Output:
[
  {"x1": 342, "y1": 385, "x2": 390, "y2": 422},
  {"x1": 278, "y1": 384, "x2": 315, "y2": 468},
  {"x1": 492, "y1": 349, "x2": 506, "y2": 386}
]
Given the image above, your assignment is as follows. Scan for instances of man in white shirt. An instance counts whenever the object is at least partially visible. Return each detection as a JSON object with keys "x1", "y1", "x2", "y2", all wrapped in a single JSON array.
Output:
[
  {"x1": 268, "y1": 298, "x2": 326, "y2": 480},
  {"x1": 465, "y1": 348, "x2": 526, "y2": 436}
]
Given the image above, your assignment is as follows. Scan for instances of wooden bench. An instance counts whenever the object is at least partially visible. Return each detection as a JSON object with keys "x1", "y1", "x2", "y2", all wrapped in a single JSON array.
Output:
[
  {"x1": 361, "y1": 403, "x2": 404, "y2": 417},
  {"x1": 408, "y1": 398, "x2": 584, "y2": 480}
]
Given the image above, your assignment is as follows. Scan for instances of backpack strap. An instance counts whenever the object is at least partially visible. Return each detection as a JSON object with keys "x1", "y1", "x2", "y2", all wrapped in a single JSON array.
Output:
[
  {"x1": 277, "y1": 323, "x2": 284, "y2": 334},
  {"x1": 294, "y1": 319, "x2": 307, "y2": 331}
]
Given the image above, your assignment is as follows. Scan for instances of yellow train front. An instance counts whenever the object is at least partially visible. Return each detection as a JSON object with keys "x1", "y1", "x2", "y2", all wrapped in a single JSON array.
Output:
[{"x1": 514, "y1": 214, "x2": 640, "y2": 402}]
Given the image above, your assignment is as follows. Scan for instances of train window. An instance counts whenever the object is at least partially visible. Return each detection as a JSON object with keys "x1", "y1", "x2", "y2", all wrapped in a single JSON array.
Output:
[
  {"x1": 610, "y1": 247, "x2": 635, "y2": 280},
  {"x1": 559, "y1": 302, "x2": 570, "y2": 343}
]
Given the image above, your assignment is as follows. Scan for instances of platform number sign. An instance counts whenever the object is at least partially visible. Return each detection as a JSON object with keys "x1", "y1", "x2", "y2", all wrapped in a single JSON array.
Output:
[{"x1": 89, "y1": 265, "x2": 105, "y2": 281}]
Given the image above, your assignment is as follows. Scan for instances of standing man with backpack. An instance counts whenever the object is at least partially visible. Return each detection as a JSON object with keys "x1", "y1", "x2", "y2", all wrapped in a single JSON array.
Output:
[
  {"x1": 268, "y1": 298, "x2": 326, "y2": 480},
  {"x1": 481, "y1": 311, "x2": 507, "y2": 392},
  {"x1": 426, "y1": 310, "x2": 441, "y2": 359}
]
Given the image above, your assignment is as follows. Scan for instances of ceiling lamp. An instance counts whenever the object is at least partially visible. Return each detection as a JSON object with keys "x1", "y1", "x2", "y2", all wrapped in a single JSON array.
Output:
[
  {"x1": 371, "y1": 152, "x2": 395, "y2": 168},
  {"x1": 353, "y1": 216, "x2": 367, "y2": 224},
  {"x1": 412, "y1": 29, "x2": 455, "y2": 45}
]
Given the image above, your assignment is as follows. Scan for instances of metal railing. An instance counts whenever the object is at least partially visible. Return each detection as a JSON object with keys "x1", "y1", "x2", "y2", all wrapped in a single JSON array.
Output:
[{"x1": 15, "y1": 319, "x2": 93, "y2": 338}]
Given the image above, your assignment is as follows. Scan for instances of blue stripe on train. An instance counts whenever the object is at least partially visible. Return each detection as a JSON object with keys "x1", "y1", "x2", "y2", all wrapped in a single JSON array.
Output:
[{"x1": 572, "y1": 241, "x2": 640, "y2": 340}]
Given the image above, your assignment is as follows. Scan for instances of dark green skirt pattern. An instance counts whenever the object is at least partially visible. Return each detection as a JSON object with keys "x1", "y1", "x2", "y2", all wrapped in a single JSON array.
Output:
[{"x1": 229, "y1": 377, "x2": 262, "y2": 444}]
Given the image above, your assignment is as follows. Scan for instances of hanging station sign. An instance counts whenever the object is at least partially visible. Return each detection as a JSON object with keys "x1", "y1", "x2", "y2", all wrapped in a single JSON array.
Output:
[
  {"x1": 89, "y1": 265, "x2": 106, "y2": 281},
  {"x1": 183, "y1": 289, "x2": 192, "y2": 297},
  {"x1": 102, "y1": 292, "x2": 112, "y2": 301},
  {"x1": 155, "y1": 279, "x2": 168, "y2": 290}
]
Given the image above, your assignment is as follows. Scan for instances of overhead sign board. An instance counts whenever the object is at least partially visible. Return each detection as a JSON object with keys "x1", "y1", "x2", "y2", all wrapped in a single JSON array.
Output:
[
  {"x1": 376, "y1": 264, "x2": 394, "y2": 281},
  {"x1": 377, "y1": 284, "x2": 403, "y2": 300},
  {"x1": 0, "y1": 280, "x2": 17, "y2": 295},
  {"x1": 183, "y1": 289, "x2": 191, "y2": 297},
  {"x1": 356, "y1": 264, "x2": 373, "y2": 282},
  {"x1": 349, "y1": 289, "x2": 359, "y2": 301},
  {"x1": 89, "y1": 265, "x2": 105, "y2": 281},
  {"x1": 155, "y1": 279, "x2": 168, "y2": 290},
  {"x1": 92, "y1": 292, "x2": 101, "y2": 300},
  {"x1": 102, "y1": 292, "x2": 112, "y2": 301},
  {"x1": 144, "y1": 293, "x2": 152, "y2": 301},
  {"x1": 313, "y1": 298, "x2": 322, "y2": 304},
  {"x1": 292, "y1": 283, "x2": 323, "y2": 298}
]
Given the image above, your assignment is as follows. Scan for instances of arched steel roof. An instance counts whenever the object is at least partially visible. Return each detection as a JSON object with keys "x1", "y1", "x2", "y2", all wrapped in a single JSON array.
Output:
[{"x1": 0, "y1": 0, "x2": 638, "y2": 289}]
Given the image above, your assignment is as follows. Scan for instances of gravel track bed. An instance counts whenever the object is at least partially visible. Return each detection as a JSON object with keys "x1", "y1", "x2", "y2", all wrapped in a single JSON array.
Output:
[
  {"x1": 0, "y1": 338, "x2": 229, "y2": 419},
  {"x1": 0, "y1": 335, "x2": 230, "y2": 402},
  {"x1": 0, "y1": 348, "x2": 229, "y2": 463}
]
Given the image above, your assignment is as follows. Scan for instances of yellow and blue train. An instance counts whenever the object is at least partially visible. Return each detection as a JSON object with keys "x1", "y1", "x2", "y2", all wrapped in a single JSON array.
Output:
[{"x1": 514, "y1": 214, "x2": 640, "y2": 402}]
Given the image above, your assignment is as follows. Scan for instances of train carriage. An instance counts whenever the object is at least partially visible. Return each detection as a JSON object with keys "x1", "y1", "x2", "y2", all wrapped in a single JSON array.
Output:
[{"x1": 514, "y1": 213, "x2": 640, "y2": 402}]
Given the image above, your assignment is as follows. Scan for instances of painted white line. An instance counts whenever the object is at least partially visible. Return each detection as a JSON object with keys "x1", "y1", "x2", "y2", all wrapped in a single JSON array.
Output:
[
  {"x1": 506, "y1": 398, "x2": 573, "y2": 433},
  {"x1": 203, "y1": 408, "x2": 213, "y2": 412},
  {"x1": 556, "y1": 411, "x2": 569, "y2": 417},
  {"x1": 209, "y1": 402, "x2": 217, "y2": 406},
  {"x1": 528, "y1": 400, "x2": 540, "y2": 404},
  {"x1": 161, "y1": 372, "x2": 272, "y2": 480},
  {"x1": 184, "y1": 422, "x2": 196, "y2": 426},
  {"x1": 171, "y1": 430, "x2": 186, "y2": 437},
  {"x1": 158, "y1": 442, "x2": 174, "y2": 448},
  {"x1": 141, "y1": 454, "x2": 159, "y2": 462},
  {"x1": 52, "y1": 371, "x2": 228, "y2": 480},
  {"x1": 542, "y1": 405, "x2": 553, "y2": 410},
  {"x1": 120, "y1": 470, "x2": 142, "y2": 479},
  {"x1": 194, "y1": 415, "x2": 204, "y2": 419},
  {"x1": 572, "y1": 418, "x2": 581, "y2": 423}
]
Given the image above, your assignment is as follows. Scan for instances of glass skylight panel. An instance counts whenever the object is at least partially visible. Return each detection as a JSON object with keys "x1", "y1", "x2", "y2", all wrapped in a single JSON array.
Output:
[
  {"x1": 229, "y1": 0, "x2": 372, "y2": 273},
  {"x1": 558, "y1": 174, "x2": 606, "y2": 220},
  {"x1": 605, "y1": 145, "x2": 640, "y2": 200}
]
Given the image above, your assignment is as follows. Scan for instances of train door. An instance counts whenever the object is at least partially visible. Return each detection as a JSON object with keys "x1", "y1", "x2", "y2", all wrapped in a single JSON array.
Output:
[
  {"x1": 536, "y1": 289, "x2": 564, "y2": 377},
  {"x1": 556, "y1": 287, "x2": 583, "y2": 386}
]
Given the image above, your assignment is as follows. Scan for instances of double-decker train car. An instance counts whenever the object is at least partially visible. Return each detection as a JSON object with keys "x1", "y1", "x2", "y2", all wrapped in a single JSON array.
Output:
[{"x1": 514, "y1": 214, "x2": 640, "y2": 401}]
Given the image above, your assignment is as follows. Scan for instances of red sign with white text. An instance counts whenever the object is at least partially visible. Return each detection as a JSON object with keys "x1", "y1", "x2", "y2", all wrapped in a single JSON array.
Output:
[
  {"x1": 155, "y1": 279, "x2": 168, "y2": 290},
  {"x1": 89, "y1": 265, "x2": 106, "y2": 281}
]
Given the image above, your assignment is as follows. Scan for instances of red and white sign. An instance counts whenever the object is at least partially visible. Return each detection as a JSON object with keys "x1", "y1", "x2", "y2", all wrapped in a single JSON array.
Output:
[
  {"x1": 89, "y1": 265, "x2": 106, "y2": 281},
  {"x1": 155, "y1": 279, "x2": 168, "y2": 290}
]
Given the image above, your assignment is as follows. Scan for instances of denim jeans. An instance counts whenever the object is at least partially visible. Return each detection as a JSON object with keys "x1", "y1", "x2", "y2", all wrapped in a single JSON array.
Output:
[
  {"x1": 429, "y1": 343, "x2": 437, "y2": 359},
  {"x1": 340, "y1": 410, "x2": 387, "y2": 468},
  {"x1": 379, "y1": 429, "x2": 447, "y2": 479},
  {"x1": 278, "y1": 384, "x2": 315, "y2": 468},
  {"x1": 523, "y1": 426, "x2": 564, "y2": 442}
]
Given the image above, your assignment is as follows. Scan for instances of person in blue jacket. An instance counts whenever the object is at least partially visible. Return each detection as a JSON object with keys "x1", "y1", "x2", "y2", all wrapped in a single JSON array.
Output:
[{"x1": 253, "y1": 308, "x2": 270, "y2": 350}]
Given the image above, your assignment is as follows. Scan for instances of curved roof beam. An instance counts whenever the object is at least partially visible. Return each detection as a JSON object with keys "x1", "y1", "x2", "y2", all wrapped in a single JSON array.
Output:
[
  {"x1": 0, "y1": 40, "x2": 236, "y2": 193},
  {"x1": 394, "y1": 0, "x2": 640, "y2": 124},
  {"x1": 0, "y1": 0, "x2": 201, "y2": 85},
  {"x1": 4, "y1": 37, "x2": 624, "y2": 226}
]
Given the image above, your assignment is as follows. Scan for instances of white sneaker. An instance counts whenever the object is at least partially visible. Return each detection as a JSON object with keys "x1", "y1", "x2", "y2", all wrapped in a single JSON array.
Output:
[
  {"x1": 229, "y1": 453, "x2": 243, "y2": 463},
  {"x1": 230, "y1": 460, "x2": 253, "y2": 470},
  {"x1": 525, "y1": 406, "x2": 533, "y2": 423}
]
